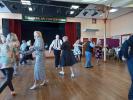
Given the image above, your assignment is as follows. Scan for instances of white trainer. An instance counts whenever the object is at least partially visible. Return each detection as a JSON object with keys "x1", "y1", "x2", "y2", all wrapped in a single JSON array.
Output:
[
  {"x1": 71, "y1": 73, "x2": 75, "y2": 78},
  {"x1": 59, "y1": 71, "x2": 64, "y2": 75},
  {"x1": 30, "y1": 85, "x2": 37, "y2": 90}
]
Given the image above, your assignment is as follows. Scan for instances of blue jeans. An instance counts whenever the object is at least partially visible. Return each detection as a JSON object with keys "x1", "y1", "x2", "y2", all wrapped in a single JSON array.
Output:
[
  {"x1": 127, "y1": 57, "x2": 133, "y2": 100},
  {"x1": 85, "y1": 51, "x2": 92, "y2": 67}
]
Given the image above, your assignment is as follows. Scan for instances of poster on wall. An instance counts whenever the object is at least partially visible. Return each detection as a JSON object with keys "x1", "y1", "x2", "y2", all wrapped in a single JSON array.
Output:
[
  {"x1": 121, "y1": 34, "x2": 131, "y2": 44},
  {"x1": 112, "y1": 35, "x2": 121, "y2": 46}
]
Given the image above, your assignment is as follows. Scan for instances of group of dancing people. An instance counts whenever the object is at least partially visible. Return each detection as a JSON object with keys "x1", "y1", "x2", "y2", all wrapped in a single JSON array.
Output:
[
  {"x1": 0, "y1": 31, "x2": 48, "y2": 96},
  {"x1": 49, "y1": 34, "x2": 103, "y2": 70},
  {"x1": 0, "y1": 31, "x2": 104, "y2": 96}
]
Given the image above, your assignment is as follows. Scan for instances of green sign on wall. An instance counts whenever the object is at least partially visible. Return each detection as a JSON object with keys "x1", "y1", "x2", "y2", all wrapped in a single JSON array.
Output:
[{"x1": 22, "y1": 16, "x2": 66, "y2": 23}]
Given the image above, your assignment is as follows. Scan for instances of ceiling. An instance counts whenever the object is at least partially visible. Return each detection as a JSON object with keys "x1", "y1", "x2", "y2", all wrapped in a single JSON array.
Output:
[
  {"x1": 76, "y1": 4, "x2": 133, "y2": 19},
  {"x1": 52, "y1": 0, "x2": 133, "y2": 19},
  {"x1": 0, "y1": 1, "x2": 10, "y2": 13},
  {"x1": 1, "y1": 0, "x2": 88, "y2": 17},
  {"x1": 0, "y1": 0, "x2": 133, "y2": 19},
  {"x1": 52, "y1": 0, "x2": 133, "y2": 7}
]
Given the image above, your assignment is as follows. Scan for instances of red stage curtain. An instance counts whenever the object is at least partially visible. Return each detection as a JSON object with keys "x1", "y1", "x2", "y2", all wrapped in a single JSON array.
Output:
[
  {"x1": 65, "y1": 22, "x2": 78, "y2": 48},
  {"x1": 9, "y1": 19, "x2": 21, "y2": 41}
]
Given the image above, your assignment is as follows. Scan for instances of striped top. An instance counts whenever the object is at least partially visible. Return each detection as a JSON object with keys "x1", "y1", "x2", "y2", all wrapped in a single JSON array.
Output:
[{"x1": 49, "y1": 39, "x2": 62, "y2": 50}]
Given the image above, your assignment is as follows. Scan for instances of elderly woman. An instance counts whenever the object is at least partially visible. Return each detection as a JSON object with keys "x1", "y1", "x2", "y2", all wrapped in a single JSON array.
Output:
[
  {"x1": 6, "y1": 33, "x2": 20, "y2": 75},
  {"x1": 73, "y1": 39, "x2": 82, "y2": 62},
  {"x1": 59, "y1": 36, "x2": 76, "y2": 78},
  {"x1": 27, "y1": 31, "x2": 48, "y2": 90},
  {"x1": 0, "y1": 35, "x2": 16, "y2": 96},
  {"x1": 95, "y1": 40, "x2": 102, "y2": 65}
]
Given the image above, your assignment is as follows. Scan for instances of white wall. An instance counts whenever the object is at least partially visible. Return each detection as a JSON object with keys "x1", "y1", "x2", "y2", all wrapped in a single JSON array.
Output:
[
  {"x1": 110, "y1": 12, "x2": 133, "y2": 36},
  {"x1": 0, "y1": 13, "x2": 22, "y2": 33},
  {"x1": 67, "y1": 17, "x2": 111, "y2": 40}
]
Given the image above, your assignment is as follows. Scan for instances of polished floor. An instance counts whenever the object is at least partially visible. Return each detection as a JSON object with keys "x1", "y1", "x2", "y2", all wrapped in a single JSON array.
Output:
[{"x1": 0, "y1": 58, "x2": 131, "y2": 100}]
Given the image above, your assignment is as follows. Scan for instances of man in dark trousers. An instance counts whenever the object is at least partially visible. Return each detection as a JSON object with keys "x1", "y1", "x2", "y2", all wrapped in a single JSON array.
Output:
[
  {"x1": 119, "y1": 35, "x2": 133, "y2": 100},
  {"x1": 49, "y1": 35, "x2": 62, "y2": 68}
]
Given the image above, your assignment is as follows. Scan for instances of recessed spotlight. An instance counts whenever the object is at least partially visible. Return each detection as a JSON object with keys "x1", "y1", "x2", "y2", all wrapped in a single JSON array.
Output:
[
  {"x1": 91, "y1": 11, "x2": 98, "y2": 16},
  {"x1": 83, "y1": 11, "x2": 88, "y2": 16},
  {"x1": 109, "y1": 8, "x2": 118, "y2": 13},
  {"x1": 70, "y1": 11, "x2": 74, "y2": 14},
  {"x1": 28, "y1": 7, "x2": 32, "y2": 11},
  {"x1": 71, "y1": 5, "x2": 79, "y2": 9},
  {"x1": 0, "y1": 3, "x2": 4, "y2": 8}
]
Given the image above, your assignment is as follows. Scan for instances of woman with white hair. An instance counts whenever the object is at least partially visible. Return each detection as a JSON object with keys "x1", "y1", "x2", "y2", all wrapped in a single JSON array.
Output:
[
  {"x1": 6, "y1": 33, "x2": 20, "y2": 75},
  {"x1": 59, "y1": 36, "x2": 76, "y2": 78},
  {"x1": 0, "y1": 35, "x2": 16, "y2": 96},
  {"x1": 26, "y1": 31, "x2": 48, "y2": 90}
]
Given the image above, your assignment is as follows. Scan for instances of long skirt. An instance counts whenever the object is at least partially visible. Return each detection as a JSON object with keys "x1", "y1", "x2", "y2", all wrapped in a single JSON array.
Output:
[
  {"x1": 60, "y1": 50, "x2": 77, "y2": 67},
  {"x1": 34, "y1": 55, "x2": 46, "y2": 81}
]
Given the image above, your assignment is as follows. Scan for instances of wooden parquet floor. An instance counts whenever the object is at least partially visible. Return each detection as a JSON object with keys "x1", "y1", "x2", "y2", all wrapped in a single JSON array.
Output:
[{"x1": 0, "y1": 58, "x2": 130, "y2": 100}]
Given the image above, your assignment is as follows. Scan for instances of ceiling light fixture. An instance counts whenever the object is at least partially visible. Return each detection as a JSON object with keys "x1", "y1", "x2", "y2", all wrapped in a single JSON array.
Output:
[
  {"x1": 70, "y1": 5, "x2": 79, "y2": 9},
  {"x1": 109, "y1": 8, "x2": 118, "y2": 13},
  {"x1": 0, "y1": 3, "x2": 4, "y2": 8},
  {"x1": 83, "y1": 11, "x2": 88, "y2": 16},
  {"x1": 91, "y1": 11, "x2": 98, "y2": 16},
  {"x1": 28, "y1": 7, "x2": 32, "y2": 11},
  {"x1": 83, "y1": 9, "x2": 88, "y2": 16},
  {"x1": 21, "y1": 0, "x2": 31, "y2": 5},
  {"x1": 70, "y1": 11, "x2": 74, "y2": 14}
]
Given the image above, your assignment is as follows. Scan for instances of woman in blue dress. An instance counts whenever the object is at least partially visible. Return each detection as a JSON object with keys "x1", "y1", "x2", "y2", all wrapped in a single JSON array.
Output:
[{"x1": 29, "y1": 31, "x2": 48, "y2": 90}]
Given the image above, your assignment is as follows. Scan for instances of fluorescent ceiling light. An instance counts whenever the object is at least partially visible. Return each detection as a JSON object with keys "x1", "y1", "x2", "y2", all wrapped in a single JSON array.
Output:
[
  {"x1": 71, "y1": 5, "x2": 79, "y2": 9},
  {"x1": 109, "y1": 8, "x2": 118, "y2": 13},
  {"x1": 70, "y1": 11, "x2": 74, "y2": 14},
  {"x1": 28, "y1": 7, "x2": 32, "y2": 11},
  {"x1": 21, "y1": 0, "x2": 31, "y2": 5}
]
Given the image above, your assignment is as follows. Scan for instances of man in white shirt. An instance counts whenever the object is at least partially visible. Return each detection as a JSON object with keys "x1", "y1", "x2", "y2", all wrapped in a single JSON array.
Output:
[{"x1": 49, "y1": 35, "x2": 62, "y2": 68}]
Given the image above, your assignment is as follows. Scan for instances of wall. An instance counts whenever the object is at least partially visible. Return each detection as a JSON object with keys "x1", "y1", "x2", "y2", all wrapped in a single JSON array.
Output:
[
  {"x1": 0, "y1": 13, "x2": 22, "y2": 33},
  {"x1": 0, "y1": 13, "x2": 110, "y2": 40},
  {"x1": 110, "y1": 12, "x2": 133, "y2": 36},
  {"x1": 1, "y1": 12, "x2": 133, "y2": 39},
  {"x1": 67, "y1": 17, "x2": 111, "y2": 40}
]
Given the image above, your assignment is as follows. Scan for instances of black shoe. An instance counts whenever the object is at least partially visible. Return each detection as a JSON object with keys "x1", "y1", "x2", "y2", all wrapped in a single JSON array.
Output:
[
  {"x1": 85, "y1": 66, "x2": 93, "y2": 68},
  {"x1": 90, "y1": 66, "x2": 94, "y2": 67}
]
